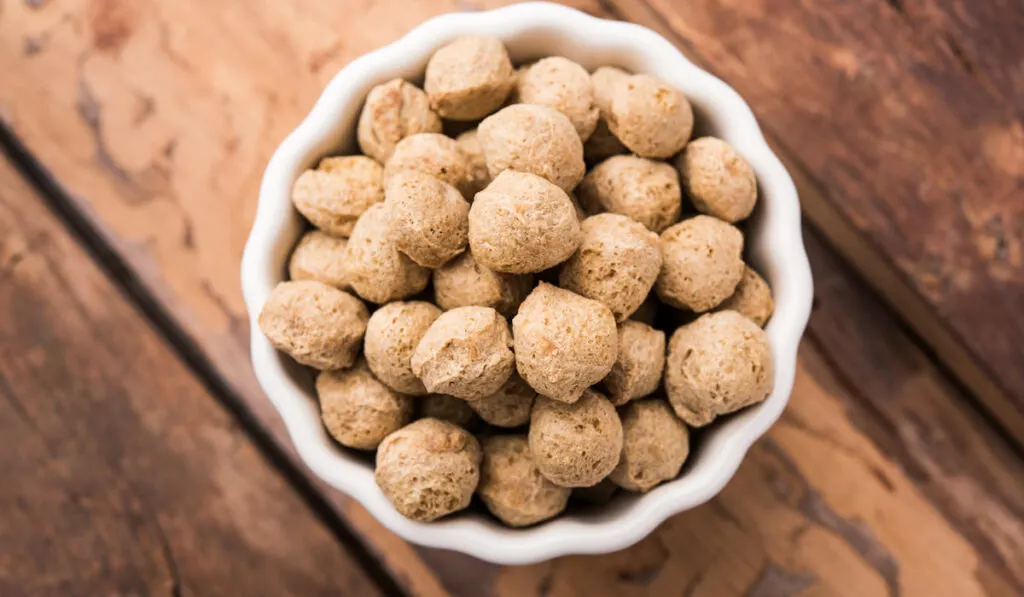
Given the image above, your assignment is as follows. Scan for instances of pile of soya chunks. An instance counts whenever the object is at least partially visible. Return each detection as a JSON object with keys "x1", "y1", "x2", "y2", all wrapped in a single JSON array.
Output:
[{"x1": 260, "y1": 35, "x2": 774, "y2": 526}]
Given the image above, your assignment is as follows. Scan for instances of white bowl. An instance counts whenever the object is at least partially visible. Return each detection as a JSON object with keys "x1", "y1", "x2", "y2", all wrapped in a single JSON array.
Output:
[{"x1": 241, "y1": 2, "x2": 813, "y2": 565}]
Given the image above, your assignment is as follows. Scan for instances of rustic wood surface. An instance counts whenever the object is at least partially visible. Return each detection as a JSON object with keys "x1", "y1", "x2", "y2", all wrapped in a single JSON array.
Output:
[
  {"x1": 600, "y1": 0, "x2": 1024, "y2": 445},
  {"x1": 0, "y1": 156, "x2": 386, "y2": 596},
  {"x1": 1, "y1": 0, "x2": 1022, "y2": 596}
]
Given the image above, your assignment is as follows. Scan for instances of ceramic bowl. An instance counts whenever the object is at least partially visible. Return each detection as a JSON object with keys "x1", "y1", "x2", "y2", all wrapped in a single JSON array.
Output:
[{"x1": 241, "y1": 1, "x2": 813, "y2": 565}]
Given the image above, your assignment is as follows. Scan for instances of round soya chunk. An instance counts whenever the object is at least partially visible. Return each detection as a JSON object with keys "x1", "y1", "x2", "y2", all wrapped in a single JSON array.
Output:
[
  {"x1": 345, "y1": 203, "x2": 430, "y2": 304},
  {"x1": 512, "y1": 283, "x2": 618, "y2": 403},
  {"x1": 455, "y1": 129, "x2": 491, "y2": 196},
  {"x1": 559, "y1": 213, "x2": 663, "y2": 322},
  {"x1": 433, "y1": 250, "x2": 533, "y2": 317},
  {"x1": 468, "y1": 372, "x2": 536, "y2": 428},
  {"x1": 258, "y1": 280, "x2": 368, "y2": 370},
  {"x1": 291, "y1": 156, "x2": 384, "y2": 237},
  {"x1": 717, "y1": 265, "x2": 774, "y2": 327},
  {"x1": 411, "y1": 306, "x2": 515, "y2": 400},
  {"x1": 419, "y1": 394, "x2": 479, "y2": 429},
  {"x1": 665, "y1": 311, "x2": 774, "y2": 427},
  {"x1": 288, "y1": 230, "x2": 350, "y2": 290},
  {"x1": 424, "y1": 35, "x2": 514, "y2": 120},
  {"x1": 375, "y1": 418, "x2": 481, "y2": 522},
  {"x1": 478, "y1": 435, "x2": 571, "y2": 527},
  {"x1": 676, "y1": 137, "x2": 758, "y2": 223},
  {"x1": 609, "y1": 399, "x2": 689, "y2": 492},
  {"x1": 383, "y1": 133, "x2": 474, "y2": 198},
  {"x1": 469, "y1": 171, "x2": 582, "y2": 274},
  {"x1": 656, "y1": 215, "x2": 744, "y2": 312},
  {"x1": 357, "y1": 78, "x2": 442, "y2": 163},
  {"x1": 478, "y1": 104, "x2": 585, "y2": 193},
  {"x1": 516, "y1": 57, "x2": 599, "y2": 141},
  {"x1": 578, "y1": 155, "x2": 682, "y2": 233},
  {"x1": 584, "y1": 66, "x2": 630, "y2": 163},
  {"x1": 604, "y1": 321, "x2": 666, "y2": 406},
  {"x1": 317, "y1": 361, "x2": 413, "y2": 450},
  {"x1": 528, "y1": 389, "x2": 623, "y2": 488},
  {"x1": 364, "y1": 301, "x2": 442, "y2": 395},
  {"x1": 608, "y1": 74, "x2": 693, "y2": 159},
  {"x1": 385, "y1": 171, "x2": 469, "y2": 268}
]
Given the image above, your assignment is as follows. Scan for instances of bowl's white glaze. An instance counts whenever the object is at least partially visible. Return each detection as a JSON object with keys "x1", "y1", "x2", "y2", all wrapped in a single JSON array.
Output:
[{"x1": 241, "y1": 2, "x2": 813, "y2": 564}]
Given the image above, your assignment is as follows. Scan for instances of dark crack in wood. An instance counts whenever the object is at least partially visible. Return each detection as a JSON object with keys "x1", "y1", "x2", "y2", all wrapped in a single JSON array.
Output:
[
  {"x1": 151, "y1": 516, "x2": 184, "y2": 597},
  {"x1": 76, "y1": 78, "x2": 132, "y2": 184},
  {"x1": 709, "y1": 499, "x2": 746, "y2": 533},
  {"x1": 746, "y1": 562, "x2": 816, "y2": 597},
  {"x1": 0, "y1": 123, "x2": 410, "y2": 597},
  {"x1": 763, "y1": 440, "x2": 901, "y2": 597},
  {"x1": 617, "y1": 534, "x2": 669, "y2": 586},
  {"x1": 537, "y1": 569, "x2": 553, "y2": 597},
  {"x1": 883, "y1": 0, "x2": 905, "y2": 16},
  {"x1": 681, "y1": 571, "x2": 704, "y2": 597},
  {"x1": 23, "y1": 36, "x2": 44, "y2": 55}
]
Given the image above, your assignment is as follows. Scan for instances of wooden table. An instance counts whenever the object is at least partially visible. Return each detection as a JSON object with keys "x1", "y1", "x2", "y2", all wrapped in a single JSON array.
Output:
[{"x1": 1, "y1": 1, "x2": 1021, "y2": 595}]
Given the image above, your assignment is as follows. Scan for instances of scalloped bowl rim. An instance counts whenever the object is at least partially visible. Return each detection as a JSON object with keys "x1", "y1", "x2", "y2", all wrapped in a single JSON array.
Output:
[{"x1": 241, "y1": 2, "x2": 813, "y2": 565}]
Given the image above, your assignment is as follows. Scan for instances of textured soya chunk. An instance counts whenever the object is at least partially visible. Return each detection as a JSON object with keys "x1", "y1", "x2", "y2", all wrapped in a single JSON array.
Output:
[
  {"x1": 357, "y1": 78, "x2": 442, "y2": 163},
  {"x1": 656, "y1": 215, "x2": 744, "y2": 312},
  {"x1": 364, "y1": 301, "x2": 442, "y2": 396},
  {"x1": 607, "y1": 73, "x2": 694, "y2": 158},
  {"x1": 317, "y1": 361, "x2": 413, "y2": 450},
  {"x1": 468, "y1": 171, "x2": 582, "y2": 274},
  {"x1": 528, "y1": 389, "x2": 623, "y2": 488},
  {"x1": 383, "y1": 133, "x2": 475, "y2": 199},
  {"x1": 375, "y1": 418, "x2": 481, "y2": 522},
  {"x1": 290, "y1": 156, "x2": 384, "y2": 237},
  {"x1": 424, "y1": 35, "x2": 515, "y2": 120},
  {"x1": 258, "y1": 280, "x2": 368, "y2": 370},
  {"x1": 609, "y1": 399, "x2": 689, "y2": 492},
  {"x1": 578, "y1": 154, "x2": 682, "y2": 233},
  {"x1": 468, "y1": 372, "x2": 536, "y2": 428},
  {"x1": 603, "y1": 321, "x2": 666, "y2": 406},
  {"x1": 676, "y1": 137, "x2": 758, "y2": 223},
  {"x1": 478, "y1": 435, "x2": 571, "y2": 527},
  {"x1": 478, "y1": 104, "x2": 585, "y2": 193},
  {"x1": 559, "y1": 213, "x2": 663, "y2": 322},
  {"x1": 717, "y1": 265, "x2": 775, "y2": 327},
  {"x1": 411, "y1": 306, "x2": 515, "y2": 401},
  {"x1": 385, "y1": 171, "x2": 469, "y2": 268},
  {"x1": 516, "y1": 57, "x2": 599, "y2": 141},
  {"x1": 512, "y1": 283, "x2": 618, "y2": 404},
  {"x1": 664, "y1": 311, "x2": 774, "y2": 427},
  {"x1": 344, "y1": 203, "x2": 430, "y2": 304}
]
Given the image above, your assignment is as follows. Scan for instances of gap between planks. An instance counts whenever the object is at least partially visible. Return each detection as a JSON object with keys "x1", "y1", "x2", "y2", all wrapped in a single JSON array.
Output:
[{"x1": 0, "y1": 122, "x2": 411, "y2": 597}]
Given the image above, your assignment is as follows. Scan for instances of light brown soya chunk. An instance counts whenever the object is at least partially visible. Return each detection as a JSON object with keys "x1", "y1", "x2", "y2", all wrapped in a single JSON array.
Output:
[
  {"x1": 375, "y1": 418, "x2": 481, "y2": 522},
  {"x1": 258, "y1": 280, "x2": 368, "y2": 370}
]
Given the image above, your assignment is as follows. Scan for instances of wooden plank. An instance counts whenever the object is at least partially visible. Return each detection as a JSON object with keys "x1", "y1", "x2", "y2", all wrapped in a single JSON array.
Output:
[
  {"x1": 0, "y1": 2, "x2": 478, "y2": 594},
  {"x1": 597, "y1": 0, "x2": 1024, "y2": 445},
  {"x1": 0, "y1": 157, "x2": 387, "y2": 595},
  {"x1": 3, "y1": 1, "x2": 1024, "y2": 596},
  {"x1": 891, "y1": 0, "x2": 1024, "y2": 116}
]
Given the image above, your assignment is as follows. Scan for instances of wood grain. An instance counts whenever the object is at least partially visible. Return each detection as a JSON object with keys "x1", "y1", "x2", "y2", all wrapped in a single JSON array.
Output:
[
  {"x1": 0, "y1": 1, "x2": 477, "y2": 594},
  {"x1": 2, "y1": 1, "x2": 1024, "y2": 596},
  {"x1": 0, "y1": 156, "x2": 385, "y2": 595},
  {"x1": 601, "y1": 0, "x2": 1024, "y2": 444}
]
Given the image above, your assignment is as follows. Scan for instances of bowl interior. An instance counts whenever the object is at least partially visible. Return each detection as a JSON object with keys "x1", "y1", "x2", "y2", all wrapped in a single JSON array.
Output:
[{"x1": 243, "y1": 3, "x2": 811, "y2": 564}]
